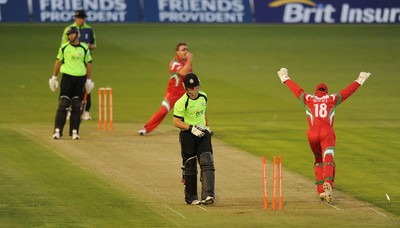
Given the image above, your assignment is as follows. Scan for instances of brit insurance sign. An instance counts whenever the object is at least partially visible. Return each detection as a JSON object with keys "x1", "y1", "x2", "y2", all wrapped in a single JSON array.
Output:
[{"x1": 254, "y1": 0, "x2": 400, "y2": 23}]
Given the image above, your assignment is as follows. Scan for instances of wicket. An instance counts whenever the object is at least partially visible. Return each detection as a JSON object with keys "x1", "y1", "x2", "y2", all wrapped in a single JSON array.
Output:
[
  {"x1": 98, "y1": 87, "x2": 113, "y2": 130},
  {"x1": 262, "y1": 155, "x2": 282, "y2": 211}
]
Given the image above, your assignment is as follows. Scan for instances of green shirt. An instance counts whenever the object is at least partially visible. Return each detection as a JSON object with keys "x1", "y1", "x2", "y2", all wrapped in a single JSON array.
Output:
[
  {"x1": 57, "y1": 42, "x2": 92, "y2": 76},
  {"x1": 174, "y1": 91, "x2": 208, "y2": 126}
]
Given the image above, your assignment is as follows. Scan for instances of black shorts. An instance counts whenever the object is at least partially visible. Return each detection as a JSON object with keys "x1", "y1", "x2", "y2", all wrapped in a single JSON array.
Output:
[
  {"x1": 60, "y1": 74, "x2": 86, "y2": 99},
  {"x1": 179, "y1": 130, "x2": 213, "y2": 163}
]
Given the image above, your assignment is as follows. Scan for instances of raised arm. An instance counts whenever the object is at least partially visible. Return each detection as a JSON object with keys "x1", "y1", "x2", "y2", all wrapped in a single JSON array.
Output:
[
  {"x1": 339, "y1": 72, "x2": 371, "y2": 103},
  {"x1": 277, "y1": 68, "x2": 304, "y2": 100}
]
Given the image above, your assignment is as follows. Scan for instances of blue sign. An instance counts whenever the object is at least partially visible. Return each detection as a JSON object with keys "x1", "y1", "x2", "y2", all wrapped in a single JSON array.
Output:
[
  {"x1": 0, "y1": 0, "x2": 29, "y2": 22},
  {"x1": 254, "y1": 0, "x2": 400, "y2": 23},
  {"x1": 32, "y1": 0, "x2": 141, "y2": 22},
  {"x1": 143, "y1": 0, "x2": 252, "y2": 23}
]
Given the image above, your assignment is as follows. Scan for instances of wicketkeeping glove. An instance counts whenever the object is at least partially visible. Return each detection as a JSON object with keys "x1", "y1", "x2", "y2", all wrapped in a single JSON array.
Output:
[
  {"x1": 355, "y1": 72, "x2": 371, "y2": 86},
  {"x1": 277, "y1": 68, "x2": 290, "y2": 83},
  {"x1": 49, "y1": 76, "x2": 58, "y2": 92},
  {"x1": 189, "y1": 125, "x2": 206, "y2": 138},
  {"x1": 85, "y1": 79, "x2": 95, "y2": 94}
]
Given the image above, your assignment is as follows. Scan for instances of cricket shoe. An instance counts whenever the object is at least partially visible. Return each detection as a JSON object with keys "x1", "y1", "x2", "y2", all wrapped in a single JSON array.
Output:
[
  {"x1": 52, "y1": 128, "x2": 61, "y2": 139},
  {"x1": 202, "y1": 196, "x2": 215, "y2": 205},
  {"x1": 72, "y1": 130, "x2": 80, "y2": 140},
  {"x1": 138, "y1": 128, "x2": 146, "y2": 136},
  {"x1": 319, "y1": 193, "x2": 325, "y2": 201},
  {"x1": 189, "y1": 199, "x2": 202, "y2": 205},
  {"x1": 82, "y1": 111, "x2": 92, "y2": 120},
  {"x1": 323, "y1": 182, "x2": 333, "y2": 203}
]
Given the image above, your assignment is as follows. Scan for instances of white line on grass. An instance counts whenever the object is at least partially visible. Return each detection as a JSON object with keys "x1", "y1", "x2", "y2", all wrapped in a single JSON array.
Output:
[
  {"x1": 21, "y1": 128, "x2": 35, "y2": 135},
  {"x1": 196, "y1": 205, "x2": 208, "y2": 211},
  {"x1": 360, "y1": 203, "x2": 387, "y2": 217},
  {"x1": 327, "y1": 203, "x2": 342, "y2": 211},
  {"x1": 163, "y1": 204, "x2": 186, "y2": 219}
]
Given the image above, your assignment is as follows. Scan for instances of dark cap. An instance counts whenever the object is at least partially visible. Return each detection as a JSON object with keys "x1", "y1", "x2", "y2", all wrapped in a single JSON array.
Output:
[
  {"x1": 66, "y1": 26, "x2": 79, "y2": 35},
  {"x1": 315, "y1": 83, "x2": 328, "y2": 94},
  {"x1": 184, "y1": 73, "x2": 200, "y2": 89},
  {"x1": 74, "y1": 10, "x2": 87, "y2": 18}
]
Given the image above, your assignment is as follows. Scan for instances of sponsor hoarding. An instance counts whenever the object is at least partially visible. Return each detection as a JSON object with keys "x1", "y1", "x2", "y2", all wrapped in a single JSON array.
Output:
[
  {"x1": 254, "y1": 0, "x2": 400, "y2": 23},
  {"x1": 143, "y1": 0, "x2": 252, "y2": 23},
  {"x1": 0, "y1": 0, "x2": 29, "y2": 22},
  {"x1": 32, "y1": 0, "x2": 141, "y2": 22}
]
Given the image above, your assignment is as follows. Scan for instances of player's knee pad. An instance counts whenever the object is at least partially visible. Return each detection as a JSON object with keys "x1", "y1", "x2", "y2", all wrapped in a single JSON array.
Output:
[
  {"x1": 199, "y1": 152, "x2": 215, "y2": 171},
  {"x1": 323, "y1": 147, "x2": 335, "y2": 159},
  {"x1": 183, "y1": 156, "x2": 197, "y2": 176},
  {"x1": 57, "y1": 96, "x2": 70, "y2": 111},
  {"x1": 71, "y1": 96, "x2": 81, "y2": 112},
  {"x1": 161, "y1": 99, "x2": 171, "y2": 112}
]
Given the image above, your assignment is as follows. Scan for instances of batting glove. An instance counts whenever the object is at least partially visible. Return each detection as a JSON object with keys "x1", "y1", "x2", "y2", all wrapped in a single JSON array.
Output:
[
  {"x1": 85, "y1": 79, "x2": 95, "y2": 94},
  {"x1": 277, "y1": 68, "x2": 290, "y2": 83},
  {"x1": 189, "y1": 125, "x2": 206, "y2": 138},
  {"x1": 49, "y1": 76, "x2": 58, "y2": 92},
  {"x1": 355, "y1": 72, "x2": 371, "y2": 86}
]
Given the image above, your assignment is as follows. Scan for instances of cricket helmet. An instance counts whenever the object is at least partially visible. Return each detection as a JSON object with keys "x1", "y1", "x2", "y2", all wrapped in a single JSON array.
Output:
[
  {"x1": 315, "y1": 83, "x2": 328, "y2": 94},
  {"x1": 66, "y1": 26, "x2": 79, "y2": 35},
  {"x1": 184, "y1": 73, "x2": 200, "y2": 89},
  {"x1": 74, "y1": 10, "x2": 88, "y2": 18}
]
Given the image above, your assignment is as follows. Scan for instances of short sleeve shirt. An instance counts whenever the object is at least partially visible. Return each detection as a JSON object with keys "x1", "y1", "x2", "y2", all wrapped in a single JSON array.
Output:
[
  {"x1": 174, "y1": 91, "x2": 207, "y2": 126},
  {"x1": 57, "y1": 42, "x2": 92, "y2": 76},
  {"x1": 167, "y1": 56, "x2": 192, "y2": 95}
]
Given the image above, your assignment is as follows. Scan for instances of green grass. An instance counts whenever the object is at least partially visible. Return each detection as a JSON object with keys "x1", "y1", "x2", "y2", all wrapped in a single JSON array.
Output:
[
  {"x1": 0, "y1": 127, "x2": 171, "y2": 226},
  {"x1": 0, "y1": 23, "x2": 399, "y2": 225}
]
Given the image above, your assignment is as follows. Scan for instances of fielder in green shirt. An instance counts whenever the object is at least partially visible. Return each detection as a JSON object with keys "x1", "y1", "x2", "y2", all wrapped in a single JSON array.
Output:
[{"x1": 173, "y1": 73, "x2": 215, "y2": 205}]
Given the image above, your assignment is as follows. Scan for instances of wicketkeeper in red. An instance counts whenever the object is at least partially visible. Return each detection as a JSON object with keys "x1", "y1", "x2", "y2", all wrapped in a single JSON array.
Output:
[
  {"x1": 277, "y1": 68, "x2": 371, "y2": 203},
  {"x1": 138, "y1": 43, "x2": 193, "y2": 136}
]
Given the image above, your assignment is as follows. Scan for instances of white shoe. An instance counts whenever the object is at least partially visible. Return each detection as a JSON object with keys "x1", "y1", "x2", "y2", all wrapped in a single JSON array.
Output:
[
  {"x1": 53, "y1": 128, "x2": 60, "y2": 139},
  {"x1": 66, "y1": 110, "x2": 71, "y2": 120},
  {"x1": 202, "y1": 196, "x2": 215, "y2": 205},
  {"x1": 323, "y1": 182, "x2": 333, "y2": 203},
  {"x1": 82, "y1": 111, "x2": 91, "y2": 120},
  {"x1": 138, "y1": 129, "x2": 146, "y2": 136},
  {"x1": 188, "y1": 199, "x2": 201, "y2": 205},
  {"x1": 72, "y1": 130, "x2": 80, "y2": 140}
]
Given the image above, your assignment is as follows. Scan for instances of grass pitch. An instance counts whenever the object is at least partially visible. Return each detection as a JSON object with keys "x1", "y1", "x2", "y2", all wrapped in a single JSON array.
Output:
[{"x1": 0, "y1": 24, "x2": 399, "y2": 226}]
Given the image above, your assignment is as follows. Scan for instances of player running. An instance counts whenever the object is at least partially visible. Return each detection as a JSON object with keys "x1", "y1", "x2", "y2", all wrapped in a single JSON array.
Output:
[{"x1": 277, "y1": 68, "x2": 371, "y2": 203}]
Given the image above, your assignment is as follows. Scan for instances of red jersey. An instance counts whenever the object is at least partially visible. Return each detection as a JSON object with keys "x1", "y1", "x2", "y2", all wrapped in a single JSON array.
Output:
[
  {"x1": 167, "y1": 55, "x2": 192, "y2": 95},
  {"x1": 285, "y1": 80, "x2": 360, "y2": 128}
]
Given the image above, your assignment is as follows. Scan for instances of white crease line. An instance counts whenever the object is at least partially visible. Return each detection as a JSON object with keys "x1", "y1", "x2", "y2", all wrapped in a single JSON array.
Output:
[
  {"x1": 21, "y1": 128, "x2": 35, "y2": 135},
  {"x1": 327, "y1": 203, "x2": 342, "y2": 211},
  {"x1": 163, "y1": 204, "x2": 186, "y2": 219},
  {"x1": 360, "y1": 203, "x2": 387, "y2": 217},
  {"x1": 196, "y1": 205, "x2": 208, "y2": 211}
]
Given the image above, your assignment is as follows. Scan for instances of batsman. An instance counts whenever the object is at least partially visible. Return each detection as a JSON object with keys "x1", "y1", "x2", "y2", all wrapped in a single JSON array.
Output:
[
  {"x1": 49, "y1": 26, "x2": 94, "y2": 140},
  {"x1": 277, "y1": 68, "x2": 370, "y2": 203},
  {"x1": 173, "y1": 73, "x2": 215, "y2": 205}
]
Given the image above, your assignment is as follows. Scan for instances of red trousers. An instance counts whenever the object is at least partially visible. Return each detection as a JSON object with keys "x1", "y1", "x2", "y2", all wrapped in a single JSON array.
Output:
[
  {"x1": 144, "y1": 91, "x2": 183, "y2": 133},
  {"x1": 307, "y1": 126, "x2": 336, "y2": 194}
]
